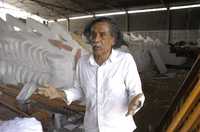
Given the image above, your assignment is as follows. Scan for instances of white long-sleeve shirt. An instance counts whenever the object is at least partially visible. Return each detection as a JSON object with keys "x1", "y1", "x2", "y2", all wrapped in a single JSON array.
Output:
[{"x1": 64, "y1": 49, "x2": 145, "y2": 132}]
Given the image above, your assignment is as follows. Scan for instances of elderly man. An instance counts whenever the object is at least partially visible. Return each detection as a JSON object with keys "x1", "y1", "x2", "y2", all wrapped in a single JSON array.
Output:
[{"x1": 38, "y1": 17, "x2": 145, "y2": 132}]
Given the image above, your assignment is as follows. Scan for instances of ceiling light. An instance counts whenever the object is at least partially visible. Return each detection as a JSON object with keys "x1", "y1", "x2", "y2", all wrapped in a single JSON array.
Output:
[
  {"x1": 95, "y1": 11, "x2": 126, "y2": 17},
  {"x1": 48, "y1": 20, "x2": 55, "y2": 23},
  {"x1": 30, "y1": 14, "x2": 47, "y2": 23},
  {"x1": 128, "y1": 8, "x2": 167, "y2": 14},
  {"x1": 13, "y1": 26, "x2": 21, "y2": 31},
  {"x1": 69, "y1": 15, "x2": 93, "y2": 20},
  {"x1": 57, "y1": 18, "x2": 67, "y2": 22},
  {"x1": 170, "y1": 4, "x2": 200, "y2": 10}
]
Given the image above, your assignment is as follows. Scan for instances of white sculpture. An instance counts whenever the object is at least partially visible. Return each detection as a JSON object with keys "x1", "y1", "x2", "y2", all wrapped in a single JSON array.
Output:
[{"x1": 0, "y1": 15, "x2": 89, "y2": 102}]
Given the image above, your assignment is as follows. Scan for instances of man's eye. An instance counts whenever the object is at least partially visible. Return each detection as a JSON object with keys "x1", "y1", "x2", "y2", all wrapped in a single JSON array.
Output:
[
  {"x1": 100, "y1": 33, "x2": 106, "y2": 37},
  {"x1": 90, "y1": 32, "x2": 109, "y2": 40}
]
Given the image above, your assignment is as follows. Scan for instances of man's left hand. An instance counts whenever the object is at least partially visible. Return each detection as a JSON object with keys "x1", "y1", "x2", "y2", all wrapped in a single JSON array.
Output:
[{"x1": 126, "y1": 93, "x2": 143, "y2": 116}]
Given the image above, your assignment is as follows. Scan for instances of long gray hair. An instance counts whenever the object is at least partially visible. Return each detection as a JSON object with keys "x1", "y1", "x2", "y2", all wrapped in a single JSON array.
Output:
[{"x1": 83, "y1": 17, "x2": 128, "y2": 48}]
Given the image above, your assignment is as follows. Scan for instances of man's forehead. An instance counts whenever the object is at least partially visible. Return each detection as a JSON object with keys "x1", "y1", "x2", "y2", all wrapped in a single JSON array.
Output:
[{"x1": 91, "y1": 22, "x2": 111, "y2": 32}]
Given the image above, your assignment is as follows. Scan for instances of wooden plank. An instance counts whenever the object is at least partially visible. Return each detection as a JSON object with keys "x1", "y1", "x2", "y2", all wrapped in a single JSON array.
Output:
[
  {"x1": 166, "y1": 79, "x2": 200, "y2": 132},
  {"x1": 0, "y1": 84, "x2": 85, "y2": 113},
  {"x1": 0, "y1": 99, "x2": 29, "y2": 117},
  {"x1": 0, "y1": 92, "x2": 29, "y2": 117},
  {"x1": 190, "y1": 116, "x2": 200, "y2": 132},
  {"x1": 157, "y1": 54, "x2": 200, "y2": 131},
  {"x1": 180, "y1": 103, "x2": 200, "y2": 132}
]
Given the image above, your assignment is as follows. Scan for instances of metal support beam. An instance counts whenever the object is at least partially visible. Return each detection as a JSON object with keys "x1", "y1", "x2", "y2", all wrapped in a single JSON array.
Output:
[{"x1": 126, "y1": 11, "x2": 130, "y2": 32}]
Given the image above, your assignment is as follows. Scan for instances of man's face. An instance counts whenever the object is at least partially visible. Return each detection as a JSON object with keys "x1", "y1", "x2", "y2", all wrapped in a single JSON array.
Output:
[{"x1": 90, "y1": 22, "x2": 115, "y2": 56}]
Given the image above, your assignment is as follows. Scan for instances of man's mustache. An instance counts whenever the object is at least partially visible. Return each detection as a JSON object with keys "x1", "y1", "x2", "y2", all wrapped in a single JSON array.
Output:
[{"x1": 92, "y1": 43, "x2": 102, "y2": 48}]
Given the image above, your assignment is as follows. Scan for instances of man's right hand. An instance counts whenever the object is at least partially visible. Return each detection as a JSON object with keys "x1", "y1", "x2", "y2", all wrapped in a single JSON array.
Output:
[{"x1": 36, "y1": 84, "x2": 66, "y2": 100}]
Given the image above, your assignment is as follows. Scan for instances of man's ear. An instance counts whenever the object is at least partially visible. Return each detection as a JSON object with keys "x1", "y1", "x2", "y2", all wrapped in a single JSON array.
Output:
[{"x1": 112, "y1": 37, "x2": 116, "y2": 46}]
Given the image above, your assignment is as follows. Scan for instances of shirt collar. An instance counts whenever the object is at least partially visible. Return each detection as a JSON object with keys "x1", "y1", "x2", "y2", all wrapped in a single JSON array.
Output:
[{"x1": 89, "y1": 49, "x2": 118, "y2": 66}]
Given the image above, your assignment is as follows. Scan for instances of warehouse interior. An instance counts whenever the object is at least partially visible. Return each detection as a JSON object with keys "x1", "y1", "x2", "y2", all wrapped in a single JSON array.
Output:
[{"x1": 0, "y1": 0, "x2": 200, "y2": 132}]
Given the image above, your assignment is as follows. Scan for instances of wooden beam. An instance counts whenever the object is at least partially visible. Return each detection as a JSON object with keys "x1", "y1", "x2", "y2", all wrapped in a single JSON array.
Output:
[
  {"x1": 191, "y1": 116, "x2": 200, "y2": 132},
  {"x1": 157, "y1": 54, "x2": 200, "y2": 131},
  {"x1": 0, "y1": 93, "x2": 29, "y2": 117},
  {"x1": 166, "y1": 79, "x2": 200, "y2": 132},
  {"x1": 0, "y1": 84, "x2": 85, "y2": 113},
  {"x1": 180, "y1": 103, "x2": 200, "y2": 132}
]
